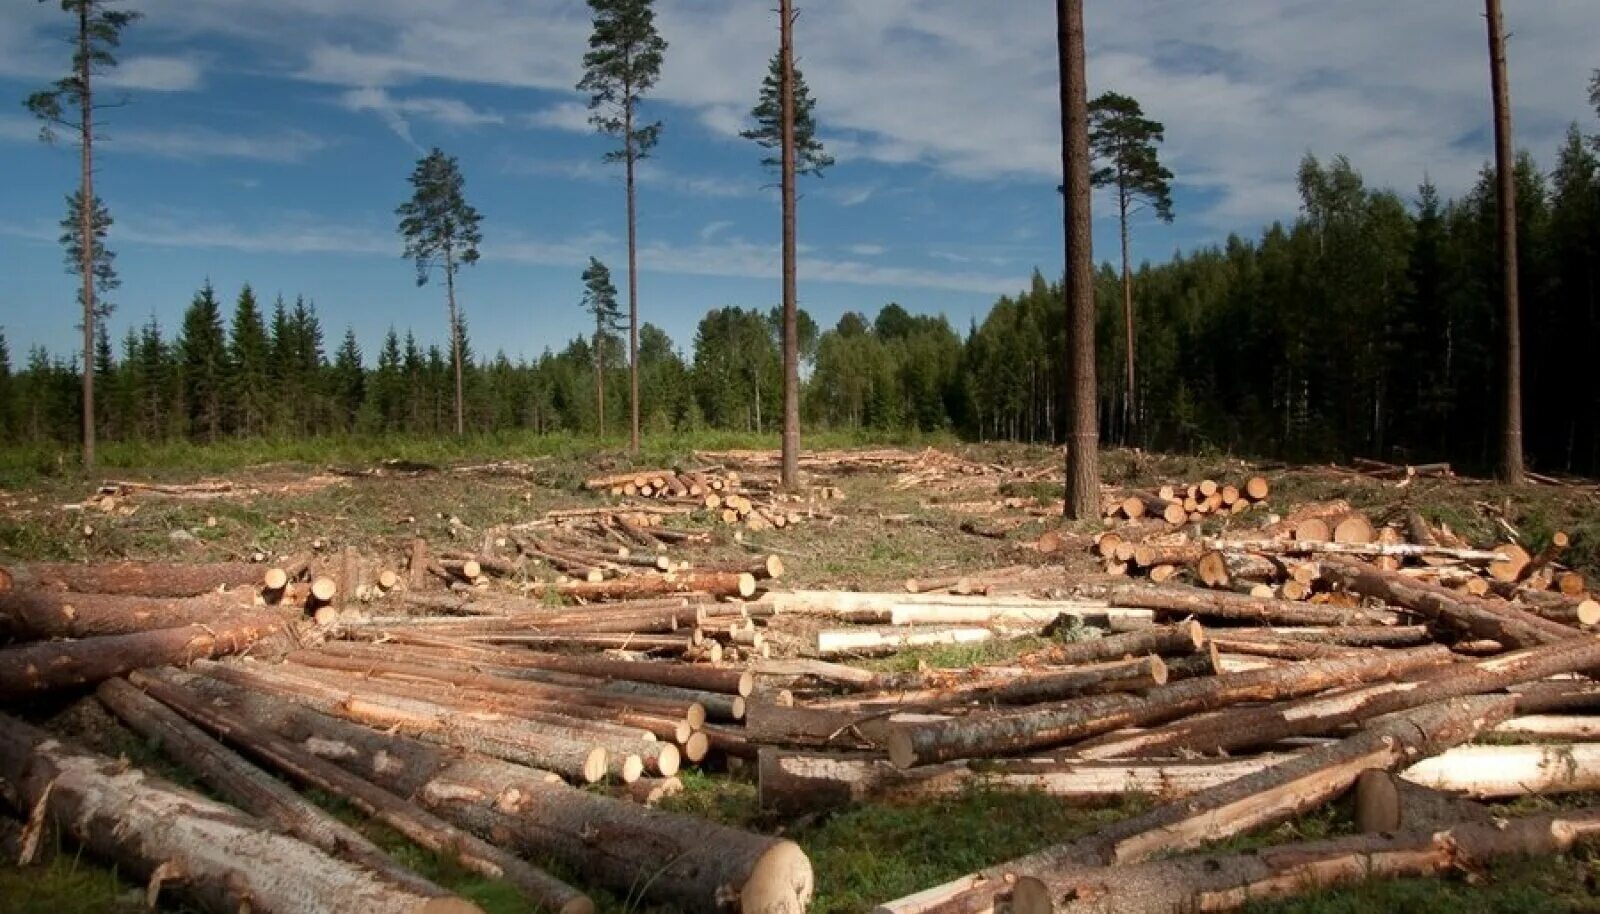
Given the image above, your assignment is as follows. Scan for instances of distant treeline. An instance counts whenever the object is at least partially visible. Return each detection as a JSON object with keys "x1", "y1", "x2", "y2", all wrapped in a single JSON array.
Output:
[{"x1": 2, "y1": 128, "x2": 1597, "y2": 475}]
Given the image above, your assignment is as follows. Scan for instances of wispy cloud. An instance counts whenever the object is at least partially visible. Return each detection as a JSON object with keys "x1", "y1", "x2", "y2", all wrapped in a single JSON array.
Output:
[
  {"x1": 337, "y1": 87, "x2": 504, "y2": 148},
  {"x1": 522, "y1": 102, "x2": 592, "y2": 133},
  {"x1": 503, "y1": 155, "x2": 766, "y2": 199},
  {"x1": 0, "y1": 115, "x2": 329, "y2": 163},
  {"x1": 848, "y1": 243, "x2": 887, "y2": 256},
  {"x1": 105, "y1": 56, "x2": 204, "y2": 92}
]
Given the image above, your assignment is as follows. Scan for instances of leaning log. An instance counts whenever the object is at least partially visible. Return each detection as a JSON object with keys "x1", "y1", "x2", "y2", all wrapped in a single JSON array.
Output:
[
  {"x1": 159, "y1": 669, "x2": 816, "y2": 914},
  {"x1": 1354, "y1": 768, "x2": 1495, "y2": 833},
  {"x1": 0, "y1": 711, "x2": 473, "y2": 914},
  {"x1": 1029, "y1": 621, "x2": 1205, "y2": 665},
  {"x1": 886, "y1": 695, "x2": 1514, "y2": 914},
  {"x1": 10, "y1": 560, "x2": 264, "y2": 596},
  {"x1": 132, "y1": 671, "x2": 594, "y2": 914},
  {"x1": 1320, "y1": 560, "x2": 1577, "y2": 647},
  {"x1": 885, "y1": 645, "x2": 1454, "y2": 768},
  {"x1": 527, "y1": 571, "x2": 757, "y2": 601},
  {"x1": 1105, "y1": 584, "x2": 1396, "y2": 628},
  {"x1": 1402, "y1": 742, "x2": 1600, "y2": 798},
  {"x1": 95, "y1": 677, "x2": 452, "y2": 901},
  {"x1": 0, "y1": 589, "x2": 282, "y2": 640},
  {"x1": 0, "y1": 611, "x2": 289, "y2": 699}
]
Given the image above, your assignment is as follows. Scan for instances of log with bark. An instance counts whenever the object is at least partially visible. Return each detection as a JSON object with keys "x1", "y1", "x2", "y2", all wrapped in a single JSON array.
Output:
[
  {"x1": 8, "y1": 560, "x2": 266, "y2": 597},
  {"x1": 0, "y1": 588, "x2": 284, "y2": 639},
  {"x1": 1202, "y1": 538, "x2": 1509, "y2": 563},
  {"x1": 1002, "y1": 805, "x2": 1600, "y2": 914},
  {"x1": 815, "y1": 626, "x2": 996, "y2": 657},
  {"x1": 1353, "y1": 768, "x2": 1495, "y2": 834},
  {"x1": 130, "y1": 671, "x2": 593, "y2": 913},
  {"x1": 1105, "y1": 584, "x2": 1397, "y2": 627},
  {"x1": 1195, "y1": 551, "x2": 1283, "y2": 588},
  {"x1": 160, "y1": 669, "x2": 816, "y2": 913},
  {"x1": 0, "y1": 711, "x2": 477, "y2": 914},
  {"x1": 525, "y1": 571, "x2": 757, "y2": 601},
  {"x1": 881, "y1": 695, "x2": 1513, "y2": 914},
  {"x1": 1320, "y1": 560, "x2": 1577, "y2": 647},
  {"x1": 885, "y1": 645, "x2": 1454, "y2": 768},
  {"x1": 95, "y1": 677, "x2": 452, "y2": 900},
  {"x1": 1028, "y1": 620, "x2": 1206, "y2": 666},
  {"x1": 0, "y1": 611, "x2": 291, "y2": 699}
]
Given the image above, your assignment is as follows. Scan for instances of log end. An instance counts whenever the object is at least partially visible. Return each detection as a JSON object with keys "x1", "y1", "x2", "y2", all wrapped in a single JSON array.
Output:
[
  {"x1": 683, "y1": 731, "x2": 709, "y2": 763},
  {"x1": 737, "y1": 670, "x2": 756, "y2": 698},
  {"x1": 262, "y1": 567, "x2": 289, "y2": 591},
  {"x1": 738, "y1": 573, "x2": 758, "y2": 599},
  {"x1": 621, "y1": 754, "x2": 645, "y2": 783},
  {"x1": 1354, "y1": 768, "x2": 1401, "y2": 834},
  {"x1": 1147, "y1": 654, "x2": 1169, "y2": 686},
  {"x1": 655, "y1": 743, "x2": 681, "y2": 778},
  {"x1": 1245, "y1": 476, "x2": 1271, "y2": 501},
  {"x1": 739, "y1": 839, "x2": 814, "y2": 914},
  {"x1": 685, "y1": 702, "x2": 709, "y2": 730},
  {"x1": 1162, "y1": 504, "x2": 1188, "y2": 526},
  {"x1": 887, "y1": 729, "x2": 917, "y2": 770},
  {"x1": 555, "y1": 898, "x2": 597, "y2": 914},
  {"x1": 766, "y1": 556, "x2": 786, "y2": 579},
  {"x1": 583, "y1": 748, "x2": 610, "y2": 784},
  {"x1": 1179, "y1": 618, "x2": 1206, "y2": 652},
  {"x1": 731, "y1": 696, "x2": 748, "y2": 721},
  {"x1": 1010, "y1": 876, "x2": 1052, "y2": 914},
  {"x1": 310, "y1": 577, "x2": 338, "y2": 603},
  {"x1": 1579, "y1": 600, "x2": 1600, "y2": 628}
]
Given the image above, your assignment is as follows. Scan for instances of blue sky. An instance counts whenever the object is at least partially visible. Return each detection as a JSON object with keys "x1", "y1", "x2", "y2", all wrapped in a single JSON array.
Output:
[{"x1": 1, "y1": 0, "x2": 1595, "y2": 365}]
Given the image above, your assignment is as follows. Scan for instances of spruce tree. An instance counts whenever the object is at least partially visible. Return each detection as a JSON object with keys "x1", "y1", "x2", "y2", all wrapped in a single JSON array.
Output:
[
  {"x1": 28, "y1": 0, "x2": 140, "y2": 468},
  {"x1": 1087, "y1": 91, "x2": 1174, "y2": 443},
  {"x1": 581, "y1": 257, "x2": 623, "y2": 435},
  {"x1": 397, "y1": 148, "x2": 482, "y2": 437},
  {"x1": 579, "y1": 0, "x2": 666, "y2": 454},
  {"x1": 228, "y1": 284, "x2": 271, "y2": 437},
  {"x1": 331, "y1": 328, "x2": 364, "y2": 432},
  {"x1": 0, "y1": 328, "x2": 11, "y2": 441},
  {"x1": 179, "y1": 281, "x2": 226, "y2": 441}
]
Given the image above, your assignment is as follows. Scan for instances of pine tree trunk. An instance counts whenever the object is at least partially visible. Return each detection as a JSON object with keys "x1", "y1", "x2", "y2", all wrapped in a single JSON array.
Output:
[
  {"x1": 594, "y1": 322, "x2": 605, "y2": 436},
  {"x1": 779, "y1": 0, "x2": 801, "y2": 492},
  {"x1": 625, "y1": 97, "x2": 641, "y2": 455},
  {"x1": 1120, "y1": 182, "x2": 1136, "y2": 444},
  {"x1": 1485, "y1": 0, "x2": 1523, "y2": 483},
  {"x1": 445, "y1": 246, "x2": 464, "y2": 437},
  {"x1": 78, "y1": 2, "x2": 95, "y2": 470},
  {"x1": 1058, "y1": 0, "x2": 1098, "y2": 519}
]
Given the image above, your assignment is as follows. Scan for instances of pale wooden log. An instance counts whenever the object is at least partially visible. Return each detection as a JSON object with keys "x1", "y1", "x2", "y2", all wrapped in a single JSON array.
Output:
[
  {"x1": 1195, "y1": 551, "x2": 1282, "y2": 588},
  {"x1": 1077, "y1": 635, "x2": 1600, "y2": 760},
  {"x1": 467, "y1": 632, "x2": 699, "y2": 653},
  {"x1": 1106, "y1": 584, "x2": 1396, "y2": 627},
  {"x1": 1492, "y1": 714, "x2": 1600, "y2": 740},
  {"x1": 1206, "y1": 636, "x2": 1359, "y2": 661},
  {"x1": 1003, "y1": 805, "x2": 1600, "y2": 914},
  {"x1": 1402, "y1": 742, "x2": 1600, "y2": 797},
  {"x1": 1121, "y1": 493, "x2": 1187, "y2": 525},
  {"x1": 971, "y1": 655, "x2": 1167, "y2": 704},
  {"x1": 0, "y1": 611, "x2": 290, "y2": 699},
  {"x1": 1488, "y1": 541, "x2": 1533, "y2": 583},
  {"x1": 885, "y1": 645, "x2": 1454, "y2": 768},
  {"x1": 1206, "y1": 625, "x2": 1433, "y2": 647},
  {"x1": 757, "y1": 749, "x2": 1292, "y2": 816},
  {"x1": 753, "y1": 657, "x2": 882, "y2": 692},
  {"x1": 1030, "y1": 621, "x2": 1205, "y2": 665},
  {"x1": 1130, "y1": 542, "x2": 1203, "y2": 568},
  {"x1": 1320, "y1": 560, "x2": 1577, "y2": 647},
  {"x1": 0, "y1": 589, "x2": 282, "y2": 639},
  {"x1": 761, "y1": 591, "x2": 1151, "y2": 628},
  {"x1": 11, "y1": 560, "x2": 263, "y2": 596},
  {"x1": 95, "y1": 677, "x2": 452, "y2": 901},
  {"x1": 1244, "y1": 476, "x2": 1270, "y2": 500},
  {"x1": 1204, "y1": 538, "x2": 1510, "y2": 562},
  {"x1": 0, "y1": 711, "x2": 473, "y2": 914},
  {"x1": 596, "y1": 679, "x2": 743, "y2": 723},
  {"x1": 816, "y1": 626, "x2": 995, "y2": 657},
  {"x1": 525, "y1": 571, "x2": 756, "y2": 601},
  {"x1": 887, "y1": 695, "x2": 1514, "y2": 914},
  {"x1": 1331, "y1": 512, "x2": 1377, "y2": 544}
]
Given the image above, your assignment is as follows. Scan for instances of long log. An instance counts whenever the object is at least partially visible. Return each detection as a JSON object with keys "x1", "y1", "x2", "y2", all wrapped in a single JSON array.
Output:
[
  {"x1": 1003, "y1": 805, "x2": 1600, "y2": 914},
  {"x1": 0, "y1": 611, "x2": 289, "y2": 699},
  {"x1": 885, "y1": 645, "x2": 1454, "y2": 768},
  {"x1": 95, "y1": 677, "x2": 452, "y2": 901},
  {"x1": 0, "y1": 710, "x2": 473, "y2": 914},
  {"x1": 1030, "y1": 621, "x2": 1206, "y2": 665},
  {"x1": 10, "y1": 560, "x2": 265, "y2": 596},
  {"x1": 888, "y1": 695, "x2": 1513, "y2": 914},
  {"x1": 1105, "y1": 584, "x2": 1396, "y2": 627},
  {"x1": 1320, "y1": 560, "x2": 1577, "y2": 647},
  {"x1": 161, "y1": 669, "x2": 815, "y2": 913},
  {"x1": 1204, "y1": 538, "x2": 1509, "y2": 562},
  {"x1": 131, "y1": 672, "x2": 593, "y2": 913},
  {"x1": 1402, "y1": 742, "x2": 1600, "y2": 797},
  {"x1": 754, "y1": 658, "x2": 883, "y2": 692},
  {"x1": 758, "y1": 749, "x2": 1290, "y2": 816},
  {"x1": 1492, "y1": 714, "x2": 1600, "y2": 740},
  {"x1": 1354, "y1": 768, "x2": 1495, "y2": 833},
  {"x1": 815, "y1": 626, "x2": 995, "y2": 657},
  {"x1": 1204, "y1": 625, "x2": 1434, "y2": 647},
  {"x1": 0, "y1": 589, "x2": 281, "y2": 639},
  {"x1": 526, "y1": 571, "x2": 756, "y2": 601},
  {"x1": 759, "y1": 591, "x2": 1150, "y2": 628},
  {"x1": 1078, "y1": 634, "x2": 1600, "y2": 759}
]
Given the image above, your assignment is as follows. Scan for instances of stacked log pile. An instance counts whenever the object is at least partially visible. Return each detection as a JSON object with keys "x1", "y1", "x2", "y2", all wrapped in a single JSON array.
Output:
[{"x1": 583, "y1": 466, "x2": 841, "y2": 531}]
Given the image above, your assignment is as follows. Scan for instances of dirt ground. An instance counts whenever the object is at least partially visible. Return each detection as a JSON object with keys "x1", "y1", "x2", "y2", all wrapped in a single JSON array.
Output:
[{"x1": 3, "y1": 444, "x2": 1600, "y2": 913}]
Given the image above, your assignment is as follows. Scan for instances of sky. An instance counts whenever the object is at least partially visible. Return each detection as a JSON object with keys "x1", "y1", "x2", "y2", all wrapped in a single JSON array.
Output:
[{"x1": 0, "y1": 0, "x2": 1595, "y2": 365}]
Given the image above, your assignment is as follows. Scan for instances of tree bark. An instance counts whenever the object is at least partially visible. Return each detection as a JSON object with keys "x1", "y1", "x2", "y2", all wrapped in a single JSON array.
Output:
[
  {"x1": 0, "y1": 589, "x2": 282, "y2": 639},
  {"x1": 96, "y1": 677, "x2": 454, "y2": 901},
  {"x1": 1030, "y1": 620, "x2": 1205, "y2": 665},
  {"x1": 893, "y1": 695, "x2": 1514, "y2": 914},
  {"x1": 1320, "y1": 560, "x2": 1575, "y2": 647},
  {"x1": 1485, "y1": 0, "x2": 1524, "y2": 483},
  {"x1": 78, "y1": 1, "x2": 96, "y2": 470},
  {"x1": 0, "y1": 710, "x2": 468, "y2": 914},
  {"x1": 778, "y1": 0, "x2": 801, "y2": 490},
  {"x1": 624, "y1": 96, "x2": 641, "y2": 454},
  {"x1": 1354, "y1": 768, "x2": 1495, "y2": 834},
  {"x1": 11, "y1": 560, "x2": 266, "y2": 596},
  {"x1": 885, "y1": 645, "x2": 1454, "y2": 768},
  {"x1": 0, "y1": 611, "x2": 289, "y2": 699},
  {"x1": 1119, "y1": 184, "x2": 1136, "y2": 443},
  {"x1": 526, "y1": 570, "x2": 756, "y2": 601},
  {"x1": 157, "y1": 669, "x2": 814, "y2": 914},
  {"x1": 1059, "y1": 0, "x2": 1098, "y2": 519},
  {"x1": 1106, "y1": 583, "x2": 1395, "y2": 627}
]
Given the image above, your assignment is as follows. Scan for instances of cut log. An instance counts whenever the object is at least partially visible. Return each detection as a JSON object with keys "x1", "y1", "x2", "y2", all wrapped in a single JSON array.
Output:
[
  {"x1": 1130, "y1": 542, "x2": 1203, "y2": 568},
  {"x1": 1354, "y1": 768, "x2": 1495, "y2": 834},
  {"x1": 11, "y1": 560, "x2": 264, "y2": 597},
  {"x1": 1195, "y1": 551, "x2": 1281, "y2": 588},
  {"x1": 0, "y1": 611, "x2": 290, "y2": 699},
  {"x1": 1001, "y1": 805, "x2": 1600, "y2": 914},
  {"x1": 754, "y1": 658, "x2": 882, "y2": 692},
  {"x1": 1030, "y1": 620, "x2": 1205, "y2": 666},
  {"x1": 816, "y1": 627, "x2": 994, "y2": 657},
  {"x1": 1331, "y1": 513, "x2": 1376, "y2": 544},
  {"x1": 95, "y1": 677, "x2": 451, "y2": 901},
  {"x1": 977, "y1": 655, "x2": 1167, "y2": 704},
  {"x1": 761, "y1": 591, "x2": 1150, "y2": 629},
  {"x1": 1488, "y1": 541, "x2": 1533, "y2": 583},
  {"x1": 885, "y1": 645, "x2": 1454, "y2": 768},
  {"x1": 898, "y1": 695, "x2": 1513, "y2": 914},
  {"x1": 1492, "y1": 714, "x2": 1600, "y2": 740},
  {"x1": 1205, "y1": 625, "x2": 1433, "y2": 647},
  {"x1": 1320, "y1": 560, "x2": 1576, "y2": 647},
  {"x1": 0, "y1": 589, "x2": 280, "y2": 639},
  {"x1": 1106, "y1": 584, "x2": 1396, "y2": 627},
  {"x1": 1205, "y1": 538, "x2": 1510, "y2": 563},
  {"x1": 1078, "y1": 634, "x2": 1600, "y2": 759},
  {"x1": 1402, "y1": 742, "x2": 1600, "y2": 797},
  {"x1": 527, "y1": 571, "x2": 756, "y2": 601},
  {"x1": 0, "y1": 711, "x2": 476, "y2": 914},
  {"x1": 1121, "y1": 493, "x2": 1187, "y2": 526}
]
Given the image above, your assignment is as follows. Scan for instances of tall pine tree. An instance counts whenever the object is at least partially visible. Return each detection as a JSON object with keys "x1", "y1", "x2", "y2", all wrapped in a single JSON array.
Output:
[
  {"x1": 579, "y1": 0, "x2": 666, "y2": 454},
  {"x1": 580, "y1": 257, "x2": 623, "y2": 436}
]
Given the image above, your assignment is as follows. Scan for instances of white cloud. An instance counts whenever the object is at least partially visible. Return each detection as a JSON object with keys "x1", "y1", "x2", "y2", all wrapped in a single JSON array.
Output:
[
  {"x1": 522, "y1": 101, "x2": 592, "y2": 133},
  {"x1": 849, "y1": 243, "x2": 886, "y2": 257},
  {"x1": 503, "y1": 155, "x2": 766, "y2": 199},
  {"x1": 338, "y1": 87, "x2": 503, "y2": 148},
  {"x1": 105, "y1": 56, "x2": 204, "y2": 92},
  {"x1": 699, "y1": 220, "x2": 735, "y2": 241},
  {"x1": 0, "y1": 115, "x2": 329, "y2": 162}
]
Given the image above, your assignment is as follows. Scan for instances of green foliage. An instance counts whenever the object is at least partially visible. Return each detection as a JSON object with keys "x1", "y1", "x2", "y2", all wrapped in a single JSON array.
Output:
[
  {"x1": 577, "y1": 0, "x2": 667, "y2": 162},
  {"x1": 742, "y1": 53, "x2": 834, "y2": 176},
  {"x1": 396, "y1": 148, "x2": 483, "y2": 285},
  {"x1": 58, "y1": 190, "x2": 118, "y2": 318},
  {"x1": 24, "y1": 0, "x2": 142, "y2": 144},
  {"x1": 227, "y1": 284, "x2": 270, "y2": 437},
  {"x1": 177, "y1": 281, "x2": 226, "y2": 442},
  {"x1": 1088, "y1": 91, "x2": 1174, "y2": 222}
]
